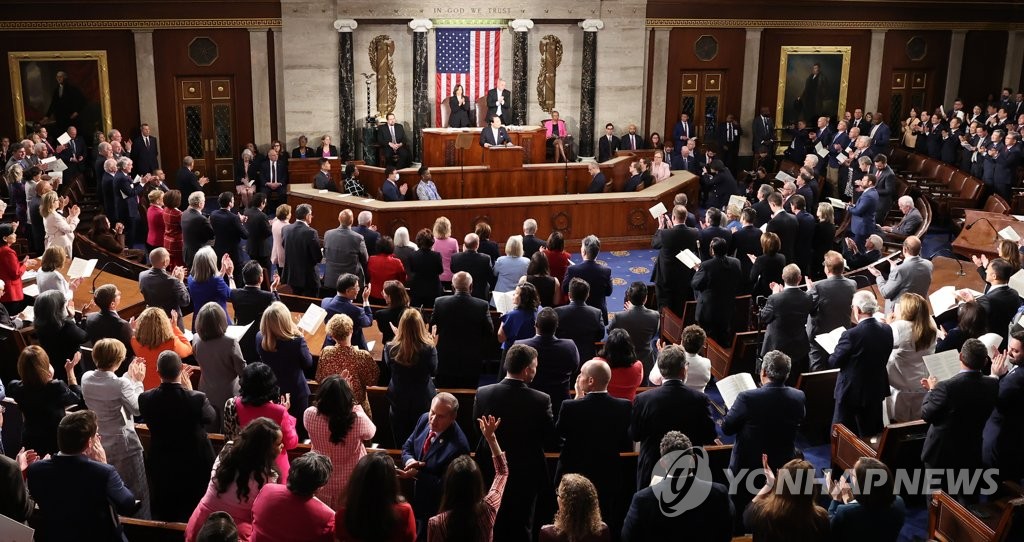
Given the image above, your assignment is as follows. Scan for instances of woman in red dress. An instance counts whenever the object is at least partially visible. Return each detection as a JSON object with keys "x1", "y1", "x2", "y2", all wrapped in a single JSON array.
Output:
[{"x1": 162, "y1": 190, "x2": 186, "y2": 268}]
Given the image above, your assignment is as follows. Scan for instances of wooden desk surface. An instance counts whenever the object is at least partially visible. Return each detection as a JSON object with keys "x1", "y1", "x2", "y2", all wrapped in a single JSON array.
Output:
[
  {"x1": 24, "y1": 261, "x2": 146, "y2": 311},
  {"x1": 952, "y1": 210, "x2": 1020, "y2": 259}
]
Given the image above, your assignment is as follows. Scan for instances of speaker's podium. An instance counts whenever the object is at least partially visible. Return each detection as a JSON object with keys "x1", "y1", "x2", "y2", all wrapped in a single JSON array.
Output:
[{"x1": 482, "y1": 145, "x2": 523, "y2": 169}]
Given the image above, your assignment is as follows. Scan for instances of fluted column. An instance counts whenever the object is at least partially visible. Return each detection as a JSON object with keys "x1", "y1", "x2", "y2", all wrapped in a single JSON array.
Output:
[
  {"x1": 334, "y1": 19, "x2": 358, "y2": 160},
  {"x1": 409, "y1": 19, "x2": 434, "y2": 164},
  {"x1": 509, "y1": 19, "x2": 534, "y2": 126},
  {"x1": 577, "y1": 19, "x2": 604, "y2": 160}
]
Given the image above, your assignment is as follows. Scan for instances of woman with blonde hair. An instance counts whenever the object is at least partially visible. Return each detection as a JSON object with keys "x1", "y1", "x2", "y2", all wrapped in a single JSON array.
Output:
[
  {"x1": 432, "y1": 216, "x2": 459, "y2": 283},
  {"x1": 256, "y1": 301, "x2": 313, "y2": 439},
  {"x1": 886, "y1": 292, "x2": 937, "y2": 422},
  {"x1": 384, "y1": 309, "x2": 437, "y2": 445},
  {"x1": 36, "y1": 245, "x2": 79, "y2": 297},
  {"x1": 131, "y1": 306, "x2": 193, "y2": 389},
  {"x1": 972, "y1": 239, "x2": 1022, "y2": 278},
  {"x1": 744, "y1": 458, "x2": 830, "y2": 541},
  {"x1": 494, "y1": 235, "x2": 530, "y2": 294},
  {"x1": 317, "y1": 313, "x2": 379, "y2": 415},
  {"x1": 40, "y1": 190, "x2": 80, "y2": 258},
  {"x1": 82, "y1": 338, "x2": 152, "y2": 518},
  {"x1": 541, "y1": 474, "x2": 610, "y2": 542}
]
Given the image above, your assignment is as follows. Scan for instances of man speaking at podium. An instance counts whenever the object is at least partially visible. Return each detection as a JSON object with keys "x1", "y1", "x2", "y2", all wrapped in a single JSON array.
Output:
[{"x1": 480, "y1": 115, "x2": 512, "y2": 148}]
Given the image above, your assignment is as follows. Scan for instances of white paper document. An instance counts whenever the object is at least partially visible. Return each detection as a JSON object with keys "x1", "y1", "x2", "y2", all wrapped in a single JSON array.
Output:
[
  {"x1": 999, "y1": 226, "x2": 1021, "y2": 242},
  {"x1": 923, "y1": 350, "x2": 962, "y2": 382},
  {"x1": 318, "y1": 189, "x2": 328, "y2": 194},
  {"x1": 814, "y1": 327, "x2": 846, "y2": 355},
  {"x1": 22, "y1": 284, "x2": 39, "y2": 297},
  {"x1": 774, "y1": 171, "x2": 796, "y2": 184},
  {"x1": 133, "y1": 175, "x2": 143, "y2": 184},
  {"x1": 21, "y1": 270, "x2": 37, "y2": 283},
  {"x1": 717, "y1": 373, "x2": 757, "y2": 409},
  {"x1": 57, "y1": 132, "x2": 71, "y2": 145},
  {"x1": 648, "y1": 202, "x2": 667, "y2": 219},
  {"x1": 297, "y1": 303, "x2": 328, "y2": 334},
  {"x1": 224, "y1": 322, "x2": 253, "y2": 341},
  {"x1": 728, "y1": 194, "x2": 747, "y2": 211},
  {"x1": 675, "y1": 249, "x2": 702, "y2": 269},
  {"x1": 759, "y1": 223, "x2": 768, "y2": 233},
  {"x1": 20, "y1": 305, "x2": 35, "y2": 322},
  {"x1": 49, "y1": 159, "x2": 67, "y2": 173},
  {"x1": 929, "y1": 285, "x2": 985, "y2": 315},
  {"x1": 828, "y1": 197, "x2": 846, "y2": 208},
  {"x1": 67, "y1": 257, "x2": 98, "y2": 279},
  {"x1": 815, "y1": 141, "x2": 829, "y2": 157},
  {"x1": 492, "y1": 290, "x2": 516, "y2": 315},
  {"x1": 1010, "y1": 269, "x2": 1024, "y2": 298},
  {"x1": 0, "y1": 512, "x2": 34, "y2": 541},
  {"x1": 40, "y1": 156, "x2": 57, "y2": 165},
  {"x1": 183, "y1": 329, "x2": 195, "y2": 342}
]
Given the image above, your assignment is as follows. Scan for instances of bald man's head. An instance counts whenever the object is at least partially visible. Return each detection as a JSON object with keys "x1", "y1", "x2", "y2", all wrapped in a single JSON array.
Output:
[
  {"x1": 578, "y1": 359, "x2": 612, "y2": 392},
  {"x1": 452, "y1": 271, "x2": 472, "y2": 293}
]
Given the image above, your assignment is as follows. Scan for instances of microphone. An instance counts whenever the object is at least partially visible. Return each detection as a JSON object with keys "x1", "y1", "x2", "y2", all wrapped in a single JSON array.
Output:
[
  {"x1": 965, "y1": 216, "x2": 996, "y2": 231},
  {"x1": 91, "y1": 261, "x2": 132, "y2": 294},
  {"x1": 927, "y1": 247, "x2": 966, "y2": 277}
]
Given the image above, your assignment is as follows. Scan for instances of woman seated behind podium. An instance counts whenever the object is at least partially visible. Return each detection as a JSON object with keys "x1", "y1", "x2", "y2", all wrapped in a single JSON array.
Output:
[
  {"x1": 447, "y1": 84, "x2": 472, "y2": 128},
  {"x1": 316, "y1": 134, "x2": 339, "y2": 158},
  {"x1": 545, "y1": 110, "x2": 571, "y2": 163},
  {"x1": 291, "y1": 135, "x2": 314, "y2": 159}
]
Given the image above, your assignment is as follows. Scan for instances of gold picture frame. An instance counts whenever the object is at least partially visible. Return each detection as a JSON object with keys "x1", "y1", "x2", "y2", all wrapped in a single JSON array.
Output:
[
  {"x1": 775, "y1": 45, "x2": 850, "y2": 129},
  {"x1": 8, "y1": 50, "x2": 112, "y2": 138}
]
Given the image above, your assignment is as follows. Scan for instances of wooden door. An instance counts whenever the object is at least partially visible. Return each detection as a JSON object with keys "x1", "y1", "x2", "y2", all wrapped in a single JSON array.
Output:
[
  {"x1": 679, "y1": 71, "x2": 727, "y2": 142},
  {"x1": 889, "y1": 70, "x2": 932, "y2": 126},
  {"x1": 175, "y1": 77, "x2": 236, "y2": 186}
]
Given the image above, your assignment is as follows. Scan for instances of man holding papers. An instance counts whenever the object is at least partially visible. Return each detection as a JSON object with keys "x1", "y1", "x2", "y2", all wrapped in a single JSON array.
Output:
[
  {"x1": 846, "y1": 173, "x2": 878, "y2": 250},
  {"x1": 869, "y1": 235, "x2": 932, "y2": 314},
  {"x1": 880, "y1": 196, "x2": 922, "y2": 238},
  {"x1": 691, "y1": 238, "x2": 743, "y2": 345},
  {"x1": 759, "y1": 265, "x2": 813, "y2": 383},
  {"x1": 829, "y1": 290, "x2": 893, "y2": 437},
  {"x1": 957, "y1": 258, "x2": 1022, "y2": 348},
  {"x1": 920, "y1": 339, "x2": 997, "y2": 490},
  {"x1": 983, "y1": 330, "x2": 1024, "y2": 482},
  {"x1": 807, "y1": 251, "x2": 857, "y2": 371}
]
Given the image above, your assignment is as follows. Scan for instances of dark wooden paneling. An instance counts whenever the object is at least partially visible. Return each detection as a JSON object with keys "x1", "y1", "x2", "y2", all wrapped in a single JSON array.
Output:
[
  {"x1": 959, "y1": 31, "x2": 1008, "y2": 107},
  {"x1": 646, "y1": 0, "x2": 1022, "y2": 23},
  {"x1": 877, "y1": 30, "x2": 951, "y2": 122},
  {"x1": 4, "y1": 1, "x2": 280, "y2": 20},
  {"x1": 152, "y1": 28, "x2": 255, "y2": 175},
  {"x1": 663, "y1": 28, "x2": 747, "y2": 137},
  {"x1": 0, "y1": 31, "x2": 140, "y2": 139},
  {"x1": 757, "y1": 29, "x2": 873, "y2": 124}
]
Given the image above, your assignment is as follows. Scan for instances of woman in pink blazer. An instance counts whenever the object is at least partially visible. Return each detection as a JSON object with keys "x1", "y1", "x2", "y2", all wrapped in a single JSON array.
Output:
[{"x1": 544, "y1": 111, "x2": 570, "y2": 163}]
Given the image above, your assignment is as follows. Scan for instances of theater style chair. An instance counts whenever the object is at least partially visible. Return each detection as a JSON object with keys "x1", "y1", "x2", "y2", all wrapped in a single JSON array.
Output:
[
  {"x1": 541, "y1": 118, "x2": 575, "y2": 163},
  {"x1": 929, "y1": 482, "x2": 1024, "y2": 542}
]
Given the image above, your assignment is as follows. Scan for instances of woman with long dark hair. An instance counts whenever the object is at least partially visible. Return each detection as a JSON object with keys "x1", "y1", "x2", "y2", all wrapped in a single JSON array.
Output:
[
  {"x1": 304, "y1": 375, "x2": 376, "y2": 508},
  {"x1": 33, "y1": 288, "x2": 88, "y2": 383},
  {"x1": 936, "y1": 301, "x2": 987, "y2": 353},
  {"x1": 222, "y1": 362, "x2": 299, "y2": 481},
  {"x1": 384, "y1": 309, "x2": 438, "y2": 445},
  {"x1": 744, "y1": 458, "x2": 829, "y2": 541},
  {"x1": 827, "y1": 457, "x2": 906, "y2": 542},
  {"x1": 336, "y1": 453, "x2": 416, "y2": 542},
  {"x1": 427, "y1": 415, "x2": 506, "y2": 541},
  {"x1": 186, "y1": 417, "x2": 284, "y2": 542},
  {"x1": 496, "y1": 282, "x2": 539, "y2": 352},
  {"x1": 526, "y1": 251, "x2": 560, "y2": 307},
  {"x1": 596, "y1": 328, "x2": 643, "y2": 402}
]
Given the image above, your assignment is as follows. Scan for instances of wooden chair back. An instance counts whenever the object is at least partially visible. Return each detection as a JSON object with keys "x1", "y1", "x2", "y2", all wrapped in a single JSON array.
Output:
[{"x1": 795, "y1": 369, "x2": 839, "y2": 443}]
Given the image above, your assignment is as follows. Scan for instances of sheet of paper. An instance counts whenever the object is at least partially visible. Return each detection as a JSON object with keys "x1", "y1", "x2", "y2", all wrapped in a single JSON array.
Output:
[
  {"x1": 814, "y1": 327, "x2": 846, "y2": 355},
  {"x1": 224, "y1": 322, "x2": 253, "y2": 341},
  {"x1": 929, "y1": 285, "x2": 958, "y2": 315},
  {"x1": 999, "y1": 226, "x2": 1021, "y2": 242},
  {"x1": 297, "y1": 303, "x2": 328, "y2": 334},
  {"x1": 1010, "y1": 269, "x2": 1024, "y2": 298},
  {"x1": 1012, "y1": 215, "x2": 1024, "y2": 222},
  {"x1": 22, "y1": 284, "x2": 39, "y2": 297},
  {"x1": 248, "y1": 179, "x2": 255, "y2": 186},
  {"x1": 674, "y1": 249, "x2": 702, "y2": 269},
  {"x1": 815, "y1": 141, "x2": 828, "y2": 157},
  {"x1": 318, "y1": 189, "x2": 328, "y2": 194},
  {"x1": 133, "y1": 175, "x2": 143, "y2": 184},
  {"x1": 759, "y1": 222, "x2": 768, "y2": 232},
  {"x1": 67, "y1": 257, "x2": 98, "y2": 279},
  {"x1": 828, "y1": 197, "x2": 846, "y2": 208},
  {"x1": 57, "y1": 132, "x2": 71, "y2": 145},
  {"x1": 366, "y1": 340, "x2": 376, "y2": 352},
  {"x1": 717, "y1": 372, "x2": 757, "y2": 409},
  {"x1": 0, "y1": 512, "x2": 34, "y2": 541},
  {"x1": 183, "y1": 329, "x2": 195, "y2": 342},
  {"x1": 923, "y1": 350, "x2": 962, "y2": 382},
  {"x1": 49, "y1": 159, "x2": 67, "y2": 173},
  {"x1": 492, "y1": 290, "x2": 516, "y2": 315},
  {"x1": 361, "y1": 198, "x2": 376, "y2": 203},
  {"x1": 774, "y1": 171, "x2": 796, "y2": 184},
  {"x1": 728, "y1": 194, "x2": 747, "y2": 211},
  {"x1": 40, "y1": 156, "x2": 57, "y2": 165},
  {"x1": 648, "y1": 202, "x2": 668, "y2": 219},
  {"x1": 335, "y1": 193, "x2": 349, "y2": 198},
  {"x1": 21, "y1": 270, "x2": 37, "y2": 283},
  {"x1": 20, "y1": 305, "x2": 35, "y2": 322}
]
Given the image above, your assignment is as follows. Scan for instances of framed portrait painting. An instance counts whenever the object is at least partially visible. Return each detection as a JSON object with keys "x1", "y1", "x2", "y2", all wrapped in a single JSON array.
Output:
[
  {"x1": 8, "y1": 50, "x2": 112, "y2": 139},
  {"x1": 775, "y1": 46, "x2": 851, "y2": 128}
]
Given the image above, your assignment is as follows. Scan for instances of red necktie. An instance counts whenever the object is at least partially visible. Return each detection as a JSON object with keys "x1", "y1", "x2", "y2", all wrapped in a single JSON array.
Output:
[{"x1": 421, "y1": 431, "x2": 436, "y2": 457}]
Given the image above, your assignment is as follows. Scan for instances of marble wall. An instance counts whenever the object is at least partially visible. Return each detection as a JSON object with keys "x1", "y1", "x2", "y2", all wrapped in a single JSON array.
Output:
[{"x1": 280, "y1": 0, "x2": 648, "y2": 158}]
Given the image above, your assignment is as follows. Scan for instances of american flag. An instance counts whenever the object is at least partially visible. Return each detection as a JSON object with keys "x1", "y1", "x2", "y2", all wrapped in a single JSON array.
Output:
[{"x1": 435, "y1": 28, "x2": 501, "y2": 126}]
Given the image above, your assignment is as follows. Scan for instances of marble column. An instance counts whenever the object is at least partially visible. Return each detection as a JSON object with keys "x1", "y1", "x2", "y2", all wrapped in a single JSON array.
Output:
[
  {"x1": 647, "y1": 28, "x2": 670, "y2": 135},
  {"x1": 578, "y1": 19, "x2": 604, "y2": 160},
  {"x1": 132, "y1": 29, "x2": 160, "y2": 164},
  {"x1": 1003, "y1": 30, "x2": 1024, "y2": 90},
  {"x1": 272, "y1": 28, "x2": 285, "y2": 140},
  {"x1": 409, "y1": 19, "x2": 433, "y2": 164},
  {"x1": 509, "y1": 19, "x2": 534, "y2": 126},
  {"x1": 739, "y1": 28, "x2": 763, "y2": 156},
  {"x1": 249, "y1": 29, "x2": 272, "y2": 149},
  {"x1": 944, "y1": 31, "x2": 967, "y2": 108},
  {"x1": 864, "y1": 29, "x2": 887, "y2": 115},
  {"x1": 334, "y1": 19, "x2": 358, "y2": 161}
]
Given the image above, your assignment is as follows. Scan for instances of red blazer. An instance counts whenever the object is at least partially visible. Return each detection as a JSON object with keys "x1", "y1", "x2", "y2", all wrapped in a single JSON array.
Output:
[
  {"x1": 147, "y1": 205, "x2": 166, "y2": 247},
  {"x1": 367, "y1": 254, "x2": 407, "y2": 299},
  {"x1": 250, "y1": 484, "x2": 335, "y2": 542},
  {"x1": 162, "y1": 206, "x2": 185, "y2": 268},
  {"x1": 544, "y1": 119, "x2": 568, "y2": 139},
  {"x1": 0, "y1": 244, "x2": 26, "y2": 302},
  {"x1": 335, "y1": 502, "x2": 415, "y2": 542}
]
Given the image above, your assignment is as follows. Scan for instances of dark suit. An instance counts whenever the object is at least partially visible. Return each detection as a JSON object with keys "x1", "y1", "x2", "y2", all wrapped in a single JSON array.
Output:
[
  {"x1": 27, "y1": 454, "x2": 137, "y2": 542},
  {"x1": 705, "y1": 170, "x2": 739, "y2": 210},
  {"x1": 450, "y1": 250, "x2": 493, "y2": 300},
  {"x1": 622, "y1": 173, "x2": 643, "y2": 192},
  {"x1": 175, "y1": 167, "x2": 203, "y2": 209},
  {"x1": 401, "y1": 413, "x2": 470, "y2": 530},
  {"x1": 751, "y1": 199, "x2": 772, "y2": 227},
  {"x1": 807, "y1": 275, "x2": 858, "y2": 371},
  {"x1": 312, "y1": 171, "x2": 337, "y2": 191},
  {"x1": 257, "y1": 159, "x2": 289, "y2": 197},
  {"x1": 282, "y1": 221, "x2": 322, "y2": 296},
  {"x1": 794, "y1": 210, "x2": 817, "y2": 277},
  {"x1": 873, "y1": 167, "x2": 896, "y2": 224},
  {"x1": 554, "y1": 301, "x2": 605, "y2": 363},
  {"x1": 314, "y1": 144, "x2": 339, "y2": 158},
  {"x1": 230, "y1": 286, "x2": 278, "y2": 363},
  {"x1": 430, "y1": 292, "x2": 494, "y2": 388},
  {"x1": 921, "y1": 371, "x2": 997, "y2": 470},
  {"x1": 691, "y1": 254, "x2": 743, "y2": 345},
  {"x1": 473, "y1": 378, "x2": 555, "y2": 542},
  {"x1": 759, "y1": 287, "x2": 814, "y2": 381},
  {"x1": 608, "y1": 306, "x2": 661, "y2": 379},
  {"x1": 0, "y1": 454, "x2": 31, "y2": 523},
  {"x1": 652, "y1": 225, "x2": 699, "y2": 315},
  {"x1": 210, "y1": 208, "x2": 247, "y2": 284},
  {"x1": 766, "y1": 211, "x2": 798, "y2": 264},
  {"x1": 587, "y1": 172, "x2": 607, "y2": 193},
  {"x1": 983, "y1": 366, "x2": 1024, "y2": 481},
  {"x1": 517, "y1": 334, "x2": 580, "y2": 419},
  {"x1": 621, "y1": 133, "x2": 646, "y2": 151},
  {"x1": 408, "y1": 248, "x2": 443, "y2": 307},
  {"x1": 733, "y1": 225, "x2": 763, "y2": 291},
  {"x1": 381, "y1": 180, "x2": 403, "y2": 201},
  {"x1": 869, "y1": 122, "x2": 891, "y2": 156},
  {"x1": 378, "y1": 123, "x2": 412, "y2": 168},
  {"x1": 114, "y1": 171, "x2": 145, "y2": 242},
  {"x1": 598, "y1": 134, "x2": 621, "y2": 162},
  {"x1": 58, "y1": 136, "x2": 86, "y2": 176},
  {"x1": 352, "y1": 224, "x2": 381, "y2": 257},
  {"x1": 83, "y1": 310, "x2": 134, "y2": 366},
  {"x1": 721, "y1": 382, "x2": 805, "y2": 471},
  {"x1": 485, "y1": 88, "x2": 512, "y2": 126},
  {"x1": 630, "y1": 380, "x2": 717, "y2": 488},
  {"x1": 752, "y1": 115, "x2": 775, "y2": 153},
  {"x1": 979, "y1": 285, "x2": 1023, "y2": 346},
  {"x1": 829, "y1": 317, "x2": 893, "y2": 437},
  {"x1": 181, "y1": 207, "x2": 214, "y2": 268},
  {"x1": 479, "y1": 126, "x2": 511, "y2": 147},
  {"x1": 139, "y1": 268, "x2": 190, "y2": 330},
  {"x1": 622, "y1": 477, "x2": 733, "y2": 542},
  {"x1": 131, "y1": 135, "x2": 159, "y2": 175},
  {"x1": 138, "y1": 382, "x2": 216, "y2": 521},
  {"x1": 994, "y1": 145, "x2": 1022, "y2": 201},
  {"x1": 522, "y1": 234, "x2": 547, "y2": 259},
  {"x1": 562, "y1": 259, "x2": 613, "y2": 323},
  {"x1": 698, "y1": 226, "x2": 733, "y2": 261},
  {"x1": 244, "y1": 206, "x2": 272, "y2": 269}
]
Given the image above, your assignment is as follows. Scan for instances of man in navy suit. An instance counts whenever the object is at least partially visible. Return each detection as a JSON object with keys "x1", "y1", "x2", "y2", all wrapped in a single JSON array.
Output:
[
  {"x1": 691, "y1": 238, "x2": 743, "y2": 345},
  {"x1": 557, "y1": 359, "x2": 632, "y2": 534},
  {"x1": 485, "y1": 79, "x2": 512, "y2": 126},
  {"x1": 846, "y1": 173, "x2": 878, "y2": 251},
  {"x1": 100, "y1": 157, "x2": 119, "y2": 220},
  {"x1": 733, "y1": 208, "x2": 763, "y2": 290},
  {"x1": 983, "y1": 330, "x2": 1024, "y2": 482},
  {"x1": 378, "y1": 113, "x2": 413, "y2": 168},
  {"x1": 586, "y1": 162, "x2": 606, "y2": 193},
  {"x1": 759, "y1": 265, "x2": 814, "y2": 381},
  {"x1": 791, "y1": 195, "x2": 817, "y2": 278},
  {"x1": 257, "y1": 148, "x2": 288, "y2": 200},
  {"x1": 993, "y1": 131, "x2": 1022, "y2": 201},
  {"x1": 698, "y1": 207, "x2": 733, "y2": 261},
  {"x1": 652, "y1": 205, "x2": 699, "y2": 316},
  {"x1": 431, "y1": 272, "x2": 494, "y2": 388},
  {"x1": 480, "y1": 114, "x2": 511, "y2": 148},
  {"x1": 621, "y1": 124, "x2": 646, "y2": 151},
  {"x1": 380, "y1": 166, "x2": 405, "y2": 201},
  {"x1": 400, "y1": 392, "x2": 470, "y2": 540},
  {"x1": 114, "y1": 157, "x2": 146, "y2": 245},
  {"x1": 27, "y1": 410, "x2": 138, "y2": 542},
  {"x1": 130, "y1": 123, "x2": 159, "y2": 175},
  {"x1": 354, "y1": 210, "x2": 381, "y2": 256},
  {"x1": 521, "y1": 219, "x2": 547, "y2": 258},
  {"x1": 56, "y1": 125, "x2": 86, "y2": 177},
  {"x1": 516, "y1": 308, "x2": 580, "y2": 420},
  {"x1": 473, "y1": 344, "x2": 555, "y2": 542},
  {"x1": 209, "y1": 192, "x2": 248, "y2": 285},
  {"x1": 282, "y1": 203, "x2": 322, "y2": 296},
  {"x1": 825, "y1": 120, "x2": 851, "y2": 198},
  {"x1": 554, "y1": 278, "x2": 606, "y2": 363},
  {"x1": 766, "y1": 192, "x2": 798, "y2": 264},
  {"x1": 562, "y1": 235, "x2": 613, "y2": 324},
  {"x1": 450, "y1": 235, "x2": 493, "y2": 300},
  {"x1": 321, "y1": 273, "x2": 373, "y2": 350},
  {"x1": 829, "y1": 290, "x2": 893, "y2": 437},
  {"x1": 629, "y1": 345, "x2": 718, "y2": 489},
  {"x1": 175, "y1": 156, "x2": 209, "y2": 210},
  {"x1": 598, "y1": 123, "x2": 620, "y2": 162},
  {"x1": 868, "y1": 113, "x2": 891, "y2": 156}
]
